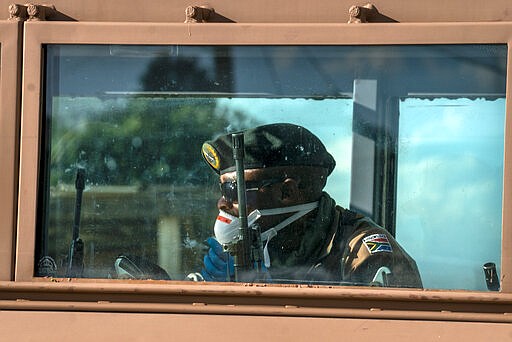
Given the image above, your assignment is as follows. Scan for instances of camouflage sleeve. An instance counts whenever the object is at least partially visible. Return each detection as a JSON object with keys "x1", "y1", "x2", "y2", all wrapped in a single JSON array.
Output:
[{"x1": 341, "y1": 228, "x2": 423, "y2": 288}]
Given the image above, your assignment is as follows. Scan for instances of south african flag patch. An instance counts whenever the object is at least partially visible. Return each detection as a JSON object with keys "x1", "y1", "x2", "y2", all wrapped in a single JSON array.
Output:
[{"x1": 363, "y1": 234, "x2": 393, "y2": 254}]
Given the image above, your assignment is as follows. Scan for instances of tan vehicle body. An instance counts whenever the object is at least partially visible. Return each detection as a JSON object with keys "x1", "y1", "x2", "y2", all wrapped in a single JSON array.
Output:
[{"x1": 1, "y1": 0, "x2": 512, "y2": 340}]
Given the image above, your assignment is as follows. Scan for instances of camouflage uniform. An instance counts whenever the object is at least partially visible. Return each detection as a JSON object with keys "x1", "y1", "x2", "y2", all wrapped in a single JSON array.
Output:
[{"x1": 267, "y1": 193, "x2": 423, "y2": 288}]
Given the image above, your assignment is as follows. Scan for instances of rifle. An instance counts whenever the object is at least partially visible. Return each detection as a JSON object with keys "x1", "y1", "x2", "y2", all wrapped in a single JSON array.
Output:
[
  {"x1": 65, "y1": 167, "x2": 85, "y2": 277},
  {"x1": 228, "y1": 133, "x2": 264, "y2": 282}
]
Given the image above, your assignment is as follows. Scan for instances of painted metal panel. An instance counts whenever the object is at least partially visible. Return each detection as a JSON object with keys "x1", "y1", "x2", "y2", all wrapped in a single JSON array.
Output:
[
  {"x1": 0, "y1": 20, "x2": 22, "y2": 281},
  {"x1": 13, "y1": 22, "x2": 512, "y2": 329},
  {"x1": 1, "y1": 0, "x2": 512, "y2": 23},
  {"x1": 1, "y1": 310, "x2": 512, "y2": 341}
]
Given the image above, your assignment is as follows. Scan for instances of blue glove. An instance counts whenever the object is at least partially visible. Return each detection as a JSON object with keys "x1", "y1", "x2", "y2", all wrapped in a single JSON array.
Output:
[
  {"x1": 201, "y1": 237, "x2": 234, "y2": 281},
  {"x1": 201, "y1": 237, "x2": 272, "y2": 282}
]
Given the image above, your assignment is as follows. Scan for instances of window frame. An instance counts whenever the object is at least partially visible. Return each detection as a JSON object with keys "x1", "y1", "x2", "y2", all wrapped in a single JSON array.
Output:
[
  {"x1": 14, "y1": 21, "x2": 512, "y2": 320},
  {"x1": 0, "y1": 20, "x2": 22, "y2": 281}
]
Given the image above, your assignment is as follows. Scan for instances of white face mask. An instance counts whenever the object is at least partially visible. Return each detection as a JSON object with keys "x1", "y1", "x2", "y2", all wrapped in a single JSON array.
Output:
[
  {"x1": 213, "y1": 201, "x2": 319, "y2": 268},
  {"x1": 214, "y1": 209, "x2": 262, "y2": 245}
]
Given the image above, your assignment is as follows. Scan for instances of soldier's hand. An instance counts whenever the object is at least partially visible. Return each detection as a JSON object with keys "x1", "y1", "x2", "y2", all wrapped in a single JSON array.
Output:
[{"x1": 201, "y1": 237, "x2": 234, "y2": 281}]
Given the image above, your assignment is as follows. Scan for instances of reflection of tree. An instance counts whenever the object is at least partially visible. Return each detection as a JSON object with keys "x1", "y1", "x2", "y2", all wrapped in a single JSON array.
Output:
[
  {"x1": 45, "y1": 54, "x2": 260, "y2": 278},
  {"x1": 52, "y1": 97, "x2": 229, "y2": 186},
  {"x1": 141, "y1": 58, "x2": 213, "y2": 92},
  {"x1": 50, "y1": 56, "x2": 250, "y2": 187}
]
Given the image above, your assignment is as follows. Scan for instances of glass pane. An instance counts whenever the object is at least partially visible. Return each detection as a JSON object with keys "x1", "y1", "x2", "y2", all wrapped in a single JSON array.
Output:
[
  {"x1": 36, "y1": 44, "x2": 506, "y2": 291},
  {"x1": 396, "y1": 98, "x2": 505, "y2": 291},
  {"x1": 41, "y1": 95, "x2": 351, "y2": 280}
]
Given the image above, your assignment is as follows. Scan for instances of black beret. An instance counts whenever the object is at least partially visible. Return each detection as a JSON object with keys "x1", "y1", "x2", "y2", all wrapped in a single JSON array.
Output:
[{"x1": 201, "y1": 123, "x2": 336, "y2": 175}]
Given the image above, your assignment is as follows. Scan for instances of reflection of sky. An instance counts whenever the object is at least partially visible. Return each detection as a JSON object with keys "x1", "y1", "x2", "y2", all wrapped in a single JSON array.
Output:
[
  {"x1": 396, "y1": 98, "x2": 505, "y2": 291},
  {"x1": 216, "y1": 98, "x2": 353, "y2": 208}
]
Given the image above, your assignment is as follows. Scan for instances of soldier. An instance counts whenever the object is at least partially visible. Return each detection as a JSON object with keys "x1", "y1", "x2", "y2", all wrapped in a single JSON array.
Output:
[{"x1": 197, "y1": 123, "x2": 422, "y2": 288}]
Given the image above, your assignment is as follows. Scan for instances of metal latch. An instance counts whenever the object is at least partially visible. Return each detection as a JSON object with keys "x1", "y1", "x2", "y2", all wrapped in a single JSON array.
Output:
[
  {"x1": 348, "y1": 3, "x2": 397, "y2": 23},
  {"x1": 9, "y1": 3, "x2": 56, "y2": 21},
  {"x1": 185, "y1": 5, "x2": 215, "y2": 23}
]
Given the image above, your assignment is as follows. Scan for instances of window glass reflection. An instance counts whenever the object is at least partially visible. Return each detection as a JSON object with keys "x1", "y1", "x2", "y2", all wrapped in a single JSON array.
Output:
[
  {"x1": 42, "y1": 95, "x2": 352, "y2": 280},
  {"x1": 37, "y1": 44, "x2": 506, "y2": 291},
  {"x1": 396, "y1": 97, "x2": 505, "y2": 291}
]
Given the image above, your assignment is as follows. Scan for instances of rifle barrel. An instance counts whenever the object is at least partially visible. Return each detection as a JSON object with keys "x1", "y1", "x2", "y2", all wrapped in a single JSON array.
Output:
[{"x1": 232, "y1": 133, "x2": 251, "y2": 277}]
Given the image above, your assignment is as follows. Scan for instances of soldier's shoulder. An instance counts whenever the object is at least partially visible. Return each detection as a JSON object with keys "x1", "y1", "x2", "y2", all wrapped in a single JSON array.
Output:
[
  {"x1": 334, "y1": 208, "x2": 394, "y2": 254},
  {"x1": 335, "y1": 206, "x2": 388, "y2": 235}
]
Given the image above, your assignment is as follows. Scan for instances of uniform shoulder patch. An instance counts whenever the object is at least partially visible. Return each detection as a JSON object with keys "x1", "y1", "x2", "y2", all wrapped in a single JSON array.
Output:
[
  {"x1": 202, "y1": 142, "x2": 220, "y2": 171},
  {"x1": 363, "y1": 233, "x2": 393, "y2": 254}
]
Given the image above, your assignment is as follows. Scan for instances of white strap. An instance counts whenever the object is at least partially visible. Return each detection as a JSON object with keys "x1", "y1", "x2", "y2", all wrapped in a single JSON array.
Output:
[
  {"x1": 258, "y1": 201, "x2": 319, "y2": 217},
  {"x1": 260, "y1": 202, "x2": 318, "y2": 242},
  {"x1": 260, "y1": 201, "x2": 319, "y2": 268},
  {"x1": 263, "y1": 229, "x2": 277, "y2": 268}
]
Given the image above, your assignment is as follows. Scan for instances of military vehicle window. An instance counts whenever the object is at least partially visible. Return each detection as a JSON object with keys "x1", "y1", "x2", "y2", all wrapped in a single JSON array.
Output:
[{"x1": 36, "y1": 44, "x2": 506, "y2": 291}]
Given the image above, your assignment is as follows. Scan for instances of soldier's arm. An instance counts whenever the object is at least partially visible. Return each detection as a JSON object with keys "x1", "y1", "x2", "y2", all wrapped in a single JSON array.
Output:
[{"x1": 342, "y1": 231, "x2": 422, "y2": 288}]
